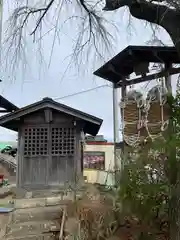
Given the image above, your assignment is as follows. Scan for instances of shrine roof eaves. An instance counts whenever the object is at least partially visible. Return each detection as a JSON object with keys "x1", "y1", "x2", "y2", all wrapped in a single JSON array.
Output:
[
  {"x1": 94, "y1": 45, "x2": 180, "y2": 85},
  {"x1": 0, "y1": 97, "x2": 103, "y2": 136}
]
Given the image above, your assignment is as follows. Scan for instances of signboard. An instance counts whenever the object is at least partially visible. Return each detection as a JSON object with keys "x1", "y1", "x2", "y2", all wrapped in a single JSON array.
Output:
[{"x1": 83, "y1": 151, "x2": 105, "y2": 170}]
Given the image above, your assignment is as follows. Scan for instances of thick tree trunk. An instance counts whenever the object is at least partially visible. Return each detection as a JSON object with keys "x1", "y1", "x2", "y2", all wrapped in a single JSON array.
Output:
[
  {"x1": 128, "y1": 1, "x2": 180, "y2": 56},
  {"x1": 166, "y1": 26, "x2": 180, "y2": 55}
]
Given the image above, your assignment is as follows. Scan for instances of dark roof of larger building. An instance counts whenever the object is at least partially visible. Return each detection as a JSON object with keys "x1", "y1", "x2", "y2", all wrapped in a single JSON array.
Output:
[
  {"x1": 0, "y1": 97, "x2": 103, "y2": 136},
  {"x1": 94, "y1": 45, "x2": 180, "y2": 84},
  {"x1": 0, "y1": 95, "x2": 19, "y2": 112}
]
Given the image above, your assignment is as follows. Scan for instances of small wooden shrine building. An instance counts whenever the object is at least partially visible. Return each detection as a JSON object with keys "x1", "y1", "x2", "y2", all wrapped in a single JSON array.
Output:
[{"x1": 0, "y1": 97, "x2": 102, "y2": 189}]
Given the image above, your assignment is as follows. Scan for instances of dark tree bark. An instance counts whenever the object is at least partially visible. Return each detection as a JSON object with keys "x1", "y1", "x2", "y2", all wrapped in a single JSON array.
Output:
[{"x1": 130, "y1": 2, "x2": 180, "y2": 54}]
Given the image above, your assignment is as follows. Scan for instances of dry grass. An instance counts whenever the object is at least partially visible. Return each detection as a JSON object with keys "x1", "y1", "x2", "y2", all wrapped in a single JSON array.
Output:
[
  {"x1": 61, "y1": 184, "x2": 119, "y2": 240},
  {"x1": 62, "y1": 184, "x2": 168, "y2": 240}
]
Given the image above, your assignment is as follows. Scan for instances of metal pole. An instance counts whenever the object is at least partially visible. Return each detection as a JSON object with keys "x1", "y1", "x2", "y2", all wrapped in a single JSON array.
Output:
[
  {"x1": 113, "y1": 83, "x2": 119, "y2": 185},
  {"x1": 0, "y1": 0, "x2": 3, "y2": 63},
  {"x1": 113, "y1": 84, "x2": 119, "y2": 143},
  {"x1": 121, "y1": 82, "x2": 126, "y2": 171},
  {"x1": 0, "y1": 0, "x2": 3, "y2": 84}
]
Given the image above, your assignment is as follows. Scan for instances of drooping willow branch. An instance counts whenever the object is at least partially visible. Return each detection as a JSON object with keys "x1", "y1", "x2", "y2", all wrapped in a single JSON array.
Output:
[{"x1": 30, "y1": 0, "x2": 55, "y2": 36}]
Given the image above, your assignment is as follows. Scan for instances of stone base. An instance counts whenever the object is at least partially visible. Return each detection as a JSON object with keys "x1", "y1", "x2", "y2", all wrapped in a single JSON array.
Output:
[
  {"x1": 13, "y1": 183, "x2": 86, "y2": 199},
  {"x1": 0, "y1": 213, "x2": 11, "y2": 239}
]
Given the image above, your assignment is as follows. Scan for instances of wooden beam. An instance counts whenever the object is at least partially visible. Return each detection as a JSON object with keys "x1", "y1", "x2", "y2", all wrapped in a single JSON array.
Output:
[
  {"x1": 44, "y1": 109, "x2": 52, "y2": 123},
  {"x1": 0, "y1": 110, "x2": 8, "y2": 113},
  {"x1": 107, "y1": 63, "x2": 129, "y2": 79},
  {"x1": 116, "y1": 67, "x2": 180, "y2": 88}
]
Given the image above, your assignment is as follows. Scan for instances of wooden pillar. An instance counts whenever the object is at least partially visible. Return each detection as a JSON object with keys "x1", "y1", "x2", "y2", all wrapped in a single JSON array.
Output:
[
  {"x1": 165, "y1": 63, "x2": 172, "y2": 94},
  {"x1": 113, "y1": 79, "x2": 127, "y2": 186},
  {"x1": 17, "y1": 128, "x2": 23, "y2": 188}
]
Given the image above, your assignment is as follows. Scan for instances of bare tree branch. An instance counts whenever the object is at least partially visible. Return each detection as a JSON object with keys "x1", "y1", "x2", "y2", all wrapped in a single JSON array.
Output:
[
  {"x1": 4, "y1": 0, "x2": 180, "y2": 78},
  {"x1": 30, "y1": 0, "x2": 55, "y2": 36},
  {"x1": 3, "y1": 0, "x2": 118, "y2": 76}
]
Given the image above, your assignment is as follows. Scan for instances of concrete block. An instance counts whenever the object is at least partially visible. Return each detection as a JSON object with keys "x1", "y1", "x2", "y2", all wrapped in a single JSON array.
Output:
[
  {"x1": 25, "y1": 192, "x2": 33, "y2": 199},
  {"x1": 0, "y1": 199, "x2": 14, "y2": 206},
  {"x1": 0, "y1": 213, "x2": 11, "y2": 238},
  {"x1": 12, "y1": 206, "x2": 63, "y2": 223},
  {"x1": 45, "y1": 196, "x2": 62, "y2": 206},
  {"x1": 12, "y1": 188, "x2": 26, "y2": 199},
  {"x1": 0, "y1": 188, "x2": 12, "y2": 198},
  {"x1": 15, "y1": 198, "x2": 46, "y2": 209},
  {"x1": 6, "y1": 233, "x2": 56, "y2": 240},
  {"x1": 6, "y1": 220, "x2": 60, "y2": 238}
]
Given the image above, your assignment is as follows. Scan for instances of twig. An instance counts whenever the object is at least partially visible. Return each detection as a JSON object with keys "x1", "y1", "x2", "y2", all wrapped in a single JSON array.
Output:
[
  {"x1": 59, "y1": 207, "x2": 67, "y2": 240},
  {"x1": 30, "y1": 0, "x2": 55, "y2": 36}
]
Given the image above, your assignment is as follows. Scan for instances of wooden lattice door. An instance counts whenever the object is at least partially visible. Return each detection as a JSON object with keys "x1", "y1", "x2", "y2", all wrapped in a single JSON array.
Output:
[
  {"x1": 22, "y1": 126, "x2": 49, "y2": 186},
  {"x1": 48, "y1": 126, "x2": 76, "y2": 185},
  {"x1": 21, "y1": 124, "x2": 76, "y2": 188}
]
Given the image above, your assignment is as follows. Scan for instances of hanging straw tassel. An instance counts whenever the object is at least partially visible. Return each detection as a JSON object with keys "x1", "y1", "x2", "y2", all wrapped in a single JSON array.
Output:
[
  {"x1": 120, "y1": 90, "x2": 145, "y2": 146},
  {"x1": 123, "y1": 101, "x2": 140, "y2": 123},
  {"x1": 145, "y1": 85, "x2": 170, "y2": 139}
]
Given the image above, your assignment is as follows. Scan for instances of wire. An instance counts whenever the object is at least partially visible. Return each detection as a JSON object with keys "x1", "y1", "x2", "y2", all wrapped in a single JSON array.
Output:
[{"x1": 54, "y1": 84, "x2": 111, "y2": 100}]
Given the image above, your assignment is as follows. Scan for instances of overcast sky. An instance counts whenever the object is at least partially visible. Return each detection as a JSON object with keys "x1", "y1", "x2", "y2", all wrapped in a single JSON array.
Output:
[{"x1": 0, "y1": 1, "x2": 176, "y2": 142}]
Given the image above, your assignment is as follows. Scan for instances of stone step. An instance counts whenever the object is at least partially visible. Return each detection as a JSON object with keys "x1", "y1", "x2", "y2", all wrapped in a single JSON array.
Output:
[
  {"x1": 4, "y1": 233, "x2": 56, "y2": 240},
  {"x1": 11, "y1": 206, "x2": 63, "y2": 224},
  {"x1": 5, "y1": 220, "x2": 60, "y2": 238},
  {"x1": 5, "y1": 215, "x2": 78, "y2": 238},
  {"x1": 14, "y1": 188, "x2": 80, "y2": 201},
  {"x1": 0, "y1": 187, "x2": 13, "y2": 199},
  {"x1": 0, "y1": 213, "x2": 12, "y2": 239},
  {"x1": 15, "y1": 197, "x2": 62, "y2": 209},
  {"x1": 0, "y1": 196, "x2": 74, "y2": 209}
]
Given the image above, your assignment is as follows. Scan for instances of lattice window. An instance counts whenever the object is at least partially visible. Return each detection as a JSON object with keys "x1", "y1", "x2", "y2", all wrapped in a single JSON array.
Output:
[
  {"x1": 51, "y1": 127, "x2": 75, "y2": 156},
  {"x1": 24, "y1": 127, "x2": 48, "y2": 156}
]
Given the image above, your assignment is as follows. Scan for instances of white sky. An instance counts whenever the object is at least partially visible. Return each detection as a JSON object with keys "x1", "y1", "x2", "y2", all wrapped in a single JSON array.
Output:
[{"x1": 0, "y1": 1, "x2": 176, "y2": 142}]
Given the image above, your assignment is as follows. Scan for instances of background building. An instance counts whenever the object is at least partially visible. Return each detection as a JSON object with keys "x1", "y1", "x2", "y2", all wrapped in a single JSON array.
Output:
[{"x1": 83, "y1": 135, "x2": 115, "y2": 186}]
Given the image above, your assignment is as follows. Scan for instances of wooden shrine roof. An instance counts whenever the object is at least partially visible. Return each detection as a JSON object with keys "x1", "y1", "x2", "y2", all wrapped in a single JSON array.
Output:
[
  {"x1": 0, "y1": 97, "x2": 103, "y2": 136},
  {"x1": 94, "y1": 45, "x2": 180, "y2": 87}
]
